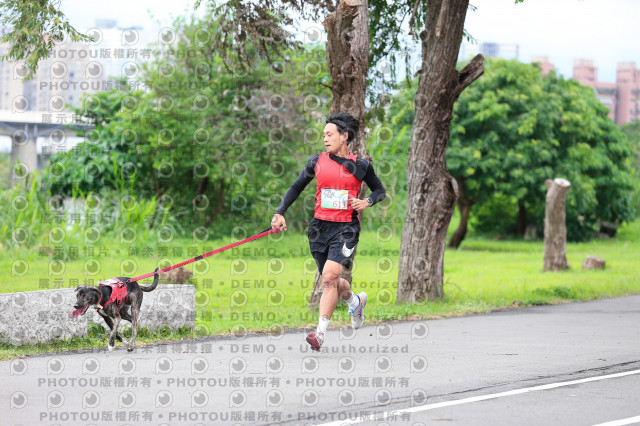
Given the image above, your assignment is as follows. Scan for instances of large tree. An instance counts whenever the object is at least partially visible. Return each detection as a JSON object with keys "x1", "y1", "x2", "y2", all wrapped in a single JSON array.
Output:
[
  {"x1": 620, "y1": 120, "x2": 640, "y2": 175},
  {"x1": 446, "y1": 59, "x2": 636, "y2": 245},
  {"x1": 395, "y1": 0, "x2": 488, "y2": 302},
  {"x1": 620, "y1": 120, "x2": 640, "y2": 213},
  {"x1": 309, "y1": 0, "x2": 373, "y2": 305}
]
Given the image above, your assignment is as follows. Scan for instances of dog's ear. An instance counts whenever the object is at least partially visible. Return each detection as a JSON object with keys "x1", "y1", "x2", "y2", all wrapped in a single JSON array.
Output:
[{"x1": 75, "y1": 285, "x2": 85, "y2": 293}]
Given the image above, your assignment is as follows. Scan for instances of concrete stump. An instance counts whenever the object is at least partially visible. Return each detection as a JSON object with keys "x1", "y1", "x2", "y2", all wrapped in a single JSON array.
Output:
[
  {"x1": 582, "y1": 255, "x2": 605, "y2": 270},
  {"x1": 0, "y1": 285, "x2": 195, "y2": 346}
]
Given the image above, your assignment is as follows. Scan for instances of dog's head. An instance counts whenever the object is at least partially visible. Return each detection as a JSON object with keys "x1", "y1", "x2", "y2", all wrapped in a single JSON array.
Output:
[{"x1": 73, "y1": 286, "x2": 100, "y2": 317}]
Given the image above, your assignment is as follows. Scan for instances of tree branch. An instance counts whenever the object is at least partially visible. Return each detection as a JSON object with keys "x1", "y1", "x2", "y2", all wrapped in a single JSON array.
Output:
[
  {"x1": 452, "y1": 54, "x2": 484, "y2": 100},
  {"x1": 408, "y1": 0, "x2": 422, "y2": 36}
]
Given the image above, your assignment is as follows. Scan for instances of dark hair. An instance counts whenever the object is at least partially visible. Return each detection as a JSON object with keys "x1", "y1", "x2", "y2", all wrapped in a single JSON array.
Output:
[{"x1": 326, "y1": 111, "x2": 359, "y2": 144}]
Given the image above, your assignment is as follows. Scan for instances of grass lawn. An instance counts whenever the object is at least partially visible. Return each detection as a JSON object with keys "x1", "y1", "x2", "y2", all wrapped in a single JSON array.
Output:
[{"x1": 1, "y1": 219, "x2": 639, "y2": 359}]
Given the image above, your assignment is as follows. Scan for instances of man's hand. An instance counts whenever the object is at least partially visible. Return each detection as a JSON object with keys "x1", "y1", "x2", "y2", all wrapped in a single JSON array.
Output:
[
  {"x1": 349, "y1": 197, "x2": 369, "y2": 213},
  {"x1": 271, "y1": 214, "x2": 287, "y2": 231}
]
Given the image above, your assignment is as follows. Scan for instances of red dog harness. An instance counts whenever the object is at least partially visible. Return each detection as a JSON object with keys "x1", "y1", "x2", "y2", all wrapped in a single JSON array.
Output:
[{"x1": 97, "y1": 278, "x2": 129, "y2": 309}]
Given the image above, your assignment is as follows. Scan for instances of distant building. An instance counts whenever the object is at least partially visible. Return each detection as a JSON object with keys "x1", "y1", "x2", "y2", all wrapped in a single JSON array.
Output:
[
  {"x1": 95, "y1": 19, "x2": 117, "y2": 29},
  {"x1": 616, "y1": 62, "x2": 640, "y2": 124},
  {"x1": 528, "y1": 57, "x2": 638, "y2": 125},
  {"x1": 481, "y1": 42, "x2": 500, "y2": 58},
  {"x1": 0, "y1": 20, "x2": 156, "y2": 113},
  {"x1": 459, "y1": 41, "x2": 519, "y2": 62},
  {"x1": 0, "y1": 20, "x2": 159, "y2": 179},
  {"x1": 572, "y1": 59, "x2": 640, "y2": 124},
  {"x1": 572, "y1": 59, "x2": 617, "y2": 122},
  {"x1": 531, "y1": 56, "x2": 555, "y2": 76},
  {"x1": 573, "y1": 59, "x2": 597, "y2": 85}
]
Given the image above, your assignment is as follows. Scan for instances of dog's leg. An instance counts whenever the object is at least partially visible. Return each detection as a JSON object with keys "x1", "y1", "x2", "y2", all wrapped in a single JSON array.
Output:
[
  {"x1": 120, "y1": 309, "x2": 133, "y2": 323},
  {"x1": 120, "y1": 309, "x2": 134, "y2": 344},
  {"x1": 109, "y1": 313, "x2": 122, "y2": 351},
  {"x1": 101, "y1": 314, "x2": 128, "y2": 345},
  {"x1": 100, "y1": 314, "x2": 116, "y2": 351},
  {"x1": 128, "y1": 304, "x2": 140, "y2": 352}
]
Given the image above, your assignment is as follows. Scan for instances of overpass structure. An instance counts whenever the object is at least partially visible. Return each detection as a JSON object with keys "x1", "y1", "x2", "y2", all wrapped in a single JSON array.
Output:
[{"x1": 0, "y1": 110, "x2": 93, "y2": 187}]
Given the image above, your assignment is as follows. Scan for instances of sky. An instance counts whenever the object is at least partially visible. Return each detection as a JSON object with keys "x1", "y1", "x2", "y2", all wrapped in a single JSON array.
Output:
[
  {"x1": 463, "y1": 0, "x2": 640, "y2": 83},
  {"x1": 58, "y1": 0, "x2": 640, "y2": 84}
]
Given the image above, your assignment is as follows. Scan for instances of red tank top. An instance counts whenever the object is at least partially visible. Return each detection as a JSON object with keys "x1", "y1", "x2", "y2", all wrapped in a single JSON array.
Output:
[{"x1": 314, "y1": 152, "x2": 363, "y2": 222}]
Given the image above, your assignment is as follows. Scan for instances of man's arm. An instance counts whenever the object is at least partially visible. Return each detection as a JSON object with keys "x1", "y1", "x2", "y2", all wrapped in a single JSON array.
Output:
[
  {"x1": 362, "y1": 161, "x2": 386, "y2": 206},
  {"x1": 274, "y1": 155, "x2": 319, "y2": 216}
]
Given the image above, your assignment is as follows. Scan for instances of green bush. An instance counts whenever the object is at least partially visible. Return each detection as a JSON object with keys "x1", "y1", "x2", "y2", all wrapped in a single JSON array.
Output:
[
  {"x1": 0, "y1": 175, "x2": 179, "y2": 252},
  {"x1": 471, "y1": 194, "x2": 519, "y2": 235}
]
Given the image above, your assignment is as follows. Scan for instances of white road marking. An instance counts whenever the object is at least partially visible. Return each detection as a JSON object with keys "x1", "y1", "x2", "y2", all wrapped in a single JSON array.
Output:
[
  {"x1": 592, "y1": 416, "x2": 640, "y2": 426},
  {"x1": 318, "y1": 369, "x2": 640, "y2": 426}
]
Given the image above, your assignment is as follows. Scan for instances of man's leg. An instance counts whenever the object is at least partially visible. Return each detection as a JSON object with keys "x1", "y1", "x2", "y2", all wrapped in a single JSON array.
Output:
[
  {"x1": 332, "y1": 256, "x2": 367, "y2": 330},
  {"x1": 317, "y1": 262, "x2": 362, "y2": 332},
  {"x1": 319, "y1": 260, "x2": 343, "y2": 319},
  {"x1": 338, "y1": 278, "x2": 353, "y2": 302},
  {"x1": 307, "y1": 260, "x2": 343, "y2": 351}
]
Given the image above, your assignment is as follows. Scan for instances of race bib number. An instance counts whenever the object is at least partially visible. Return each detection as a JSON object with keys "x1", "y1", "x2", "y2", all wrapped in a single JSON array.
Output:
[{"x1": 321, "y1": 189, "x2": 348, "y2": 209}]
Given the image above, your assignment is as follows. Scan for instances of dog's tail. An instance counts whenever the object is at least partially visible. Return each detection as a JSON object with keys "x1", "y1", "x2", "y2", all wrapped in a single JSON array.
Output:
[{"x1": 140, "y1": 267, "x2": 160, "y2": 292}]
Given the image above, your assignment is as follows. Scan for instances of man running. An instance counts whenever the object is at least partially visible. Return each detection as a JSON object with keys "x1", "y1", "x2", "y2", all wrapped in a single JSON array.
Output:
[{"x1": 271, "y1": 111, "x2": 386, "y2": 351}]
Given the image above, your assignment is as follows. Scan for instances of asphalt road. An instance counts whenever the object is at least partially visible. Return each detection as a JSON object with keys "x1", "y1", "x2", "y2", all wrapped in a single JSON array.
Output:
[{"x1": 3, "y1": 295, "x2": 640, "y2": 425}]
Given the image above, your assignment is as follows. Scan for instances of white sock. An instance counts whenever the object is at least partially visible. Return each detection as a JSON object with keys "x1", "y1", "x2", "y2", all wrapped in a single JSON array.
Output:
[
  {"x1": 345, "y1": 293, "x2": 360, "y2": 310},
  {"x1": 317, "y1": 317, "x2": 330, "y2": 335}
]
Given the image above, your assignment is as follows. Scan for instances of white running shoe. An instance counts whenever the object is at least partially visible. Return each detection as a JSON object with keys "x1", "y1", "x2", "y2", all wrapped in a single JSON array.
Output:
[{"x1": 349, "y1": 292, "x2": 367, "y2": 329}]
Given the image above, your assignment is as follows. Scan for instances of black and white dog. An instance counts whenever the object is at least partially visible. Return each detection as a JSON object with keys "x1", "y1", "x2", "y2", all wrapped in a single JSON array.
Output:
[{"x1": 73, "y1": 269, "x2": 159, "y2": 352}]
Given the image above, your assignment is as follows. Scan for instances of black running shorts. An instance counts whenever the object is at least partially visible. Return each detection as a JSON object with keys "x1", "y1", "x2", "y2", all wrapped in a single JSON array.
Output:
[{"x1": 307, "y1": 217, "x2": 360, "y2": 274}]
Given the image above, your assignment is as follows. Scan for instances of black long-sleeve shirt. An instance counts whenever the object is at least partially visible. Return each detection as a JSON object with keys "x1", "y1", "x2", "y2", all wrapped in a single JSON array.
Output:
[{"x1": 275, "y1": 154, "x2": 386, "y2": 216}]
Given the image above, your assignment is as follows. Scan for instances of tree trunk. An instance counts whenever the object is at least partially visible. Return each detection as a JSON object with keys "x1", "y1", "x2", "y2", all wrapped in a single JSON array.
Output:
[
  {"x1": 448, "y1": 177, "x2": 473, "y2": 248},
  {"x1": 396, "y1": 0, "x2": 484, "y2": 303},
  {"x1": 196, "y1": 176, "x2": 209, "y2": 197},
  {"x1": 517, "y1": 202, "x2": 527, "y2": 236},
  {"x1": 543, "y1": 178, "x2": 571, "y2": 271},
  {"x1": 208, "y1": 178, "x2": 226, "y2": 223},
  {"x1": 149, "y1": 163, "x2": 167, "y2": 230},
  {"x1": 308, "y1": 0, "x2": 370, "y2": 308}
]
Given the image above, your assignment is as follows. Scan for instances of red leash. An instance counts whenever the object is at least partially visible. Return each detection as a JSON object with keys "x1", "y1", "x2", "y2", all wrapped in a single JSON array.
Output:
[{"x1": 128, "y1": 226, "x2": 283, "y2": 282}]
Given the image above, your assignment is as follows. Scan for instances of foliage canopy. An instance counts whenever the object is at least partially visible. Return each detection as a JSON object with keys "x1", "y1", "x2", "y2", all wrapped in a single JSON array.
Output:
[{"x1": 447, "y1": 59, "x2": 636, "y2": 241}]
